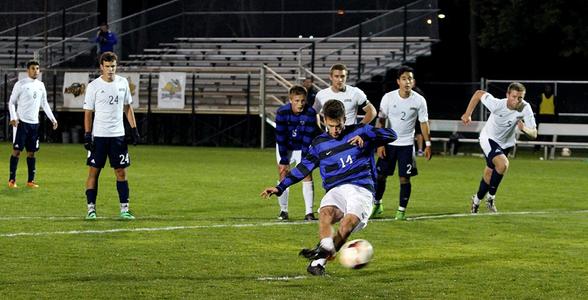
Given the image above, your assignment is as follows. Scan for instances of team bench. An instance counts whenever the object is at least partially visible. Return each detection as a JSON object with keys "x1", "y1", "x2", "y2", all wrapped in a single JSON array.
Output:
[
  {"x1": 516, "y1": 123, "x2": 588, "y2": 160},
  {"x1": 429, "y1": 119, "x2": 485, "y2": 155}
]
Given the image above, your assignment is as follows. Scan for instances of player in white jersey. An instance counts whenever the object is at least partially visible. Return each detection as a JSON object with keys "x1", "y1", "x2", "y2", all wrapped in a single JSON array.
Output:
[
  {"x1": 83, "y1": 52, "x2": 140, "y2": 220},
  {"x1": 372, "y1": 66, "x2": 432, "y2": 220},
  {"x1": 461, "y1": 82, "x2": 537, "y2": 213},
  {"x1": 313, "y1": 64, "x2": 377, "y2": 127},
  {"x1": 7, "y1": 60, "x2": 58, "y2": 189}
]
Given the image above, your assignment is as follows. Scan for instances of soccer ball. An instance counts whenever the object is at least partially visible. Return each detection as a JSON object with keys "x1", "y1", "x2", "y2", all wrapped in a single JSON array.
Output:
[
  {"x1": 338, "y1": 239, "x2": 374, "y2": 269},
  {"x1": 561, "y1": 147, "x2": 571, "y2": 157}
]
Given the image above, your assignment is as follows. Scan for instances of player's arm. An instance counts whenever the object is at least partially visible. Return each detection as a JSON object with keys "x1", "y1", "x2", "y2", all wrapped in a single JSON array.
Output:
[
  {"x1": 420, "y1": 121, "x2": 432, "y2": 160},
  {"x1": 274, "y1": 111, "x2": 290, "y2": 165},
  {"x1": 40, "y1": 89, "x2": 58, "y2": 129},
  {"x1": 8, "y1": 82, "x2": 20, "y2": 127},
  {"x1": 517, "y1": 121, "x2": 537, "y2": 139},
  {"x1": 461, "y1": 90, "x2": 486, "y2": 125},
  {"x1": 264, "y1": 146, "x2": 319, "y2": 198},
  {"x1": 360, "y1": 102, "x2": 377, "y2": 125},
  {"x1": 124, "y1": 104, "x2": 140, "y2": 145}
]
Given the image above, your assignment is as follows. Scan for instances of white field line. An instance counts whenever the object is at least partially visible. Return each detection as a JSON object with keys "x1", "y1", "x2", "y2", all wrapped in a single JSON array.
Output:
[
  {"x1": 1, "y1": 210, "x2": 587, "y2": 238},
  {"x1": 256, "y1": 275, "x2": 308, "y2": 281}
]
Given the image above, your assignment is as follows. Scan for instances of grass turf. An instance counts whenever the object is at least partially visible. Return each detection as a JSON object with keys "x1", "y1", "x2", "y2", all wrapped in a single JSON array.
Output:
[{"x1": 1, "y1": 143, "x2": 587, "y2": 299}]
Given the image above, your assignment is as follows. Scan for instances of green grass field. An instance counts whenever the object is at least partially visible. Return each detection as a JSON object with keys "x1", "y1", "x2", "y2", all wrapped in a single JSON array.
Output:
[{"x1": 1, "y1": 142, "x2": 587, "y2": 299}]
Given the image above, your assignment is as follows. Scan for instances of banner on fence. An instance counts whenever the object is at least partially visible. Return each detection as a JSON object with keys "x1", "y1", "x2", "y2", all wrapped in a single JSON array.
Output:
[
  {"x1": 118, "y1": 73, "x2": 140, "y2": 109},
  {"x1": 157, "y1": 72, "x2": 185, "y2": 109},
  {"x1": 63, "y1": 72, "x2": 89, "y2": 108}
]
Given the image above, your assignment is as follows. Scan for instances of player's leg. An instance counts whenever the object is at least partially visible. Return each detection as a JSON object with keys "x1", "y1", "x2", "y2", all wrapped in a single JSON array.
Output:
[
  {"x1": 472, "y1": 138, "x2": 494, "y2": 213},
  {"x1": 109, "y1": 137, "x2": 134, "y2": 220},
  {"x1": 85, "y1": 166, "x2": 101, "y2": 219},
  {"x1": 275, "y1": 147, "x2": 291, "y2": 220},
  {"x1": 395, "y1": 145, "x2": 418, "y2": 220},
  {"x1": 8, "y1": 123, "x2": 26, "y2": 188},
  {"x1": 486, "y1": 154, "x2": 509, "y2": 212},
  {"x1": 305, "y1": 205, "x2": 343, "y2": 276},
  {"x1": 373, "y1": 145, "x2": 396, "y2": 217},
  {"x1": 24, "y1": 123, "x2": 40, "y2": 187},
  {"x1": 294, "y1": 150, "x2": 316, "y2": 221},
  {"x1": 302, "y1": 174, "x2": 316, "y2": 220},
  {"x1": 85, "y1": 137, "x2": 108, "y2": 219}
]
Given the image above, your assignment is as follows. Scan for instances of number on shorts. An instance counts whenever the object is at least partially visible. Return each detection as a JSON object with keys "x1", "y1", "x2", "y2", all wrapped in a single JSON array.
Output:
[
  {"x1": 339, "y1": 155, "x2": 353, "y2": 168},
  {"x1": 119, "y1": 153, "x2": 129, "y2": 165},
  {"x1": 406, "y1": 163, "x2": 412, "y2": 174}
]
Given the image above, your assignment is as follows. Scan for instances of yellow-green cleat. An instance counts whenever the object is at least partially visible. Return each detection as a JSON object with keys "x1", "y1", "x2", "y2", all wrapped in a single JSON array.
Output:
[
  {"x1": 85, "y1": 211, "x2": 97, "y2": 220},
  {"x1": 395, "y1": 210, "x2": 406, "y2": 221},
  {"x1": 370, "y1": 203, "x2": 384, "y2": 218},
  {"x1": 120, "y1": 211, "x2": 135, "y2": 220}
]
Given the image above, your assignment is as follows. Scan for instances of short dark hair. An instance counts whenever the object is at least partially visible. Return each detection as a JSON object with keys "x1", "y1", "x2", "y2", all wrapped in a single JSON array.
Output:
[
  {"x1": 289, "y1": 85, "x2": 307, "y2": 97},
  {"x1": 99, "y1": 51, "x2": 118, "y2": 65},
  {"x1": 330, "y1": 64, "x2": 348, "y2": 75},
  {"x1": 26, "y1": 60, "x2": 40, "y2": 69},
  {"x1": 397, "y1": 65, "x2": 414, "y2": 79},
  {"x1": 323, "y1": 99, "x2": 345, "y2": 120},
  {"x1": 507, "y1": 82, "x2": 526, "y2": 93}
]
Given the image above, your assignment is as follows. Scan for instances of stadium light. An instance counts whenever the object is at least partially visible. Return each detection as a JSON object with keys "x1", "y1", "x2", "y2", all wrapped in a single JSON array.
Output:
[{"x1": 438, "y1": 13, "x2": 446, "y2": 19}]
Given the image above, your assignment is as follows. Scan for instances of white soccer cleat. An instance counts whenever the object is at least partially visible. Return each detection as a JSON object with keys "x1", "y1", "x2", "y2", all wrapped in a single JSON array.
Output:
[{"x1": 486, "y1": 195, "x2": 498, "y2": 213}]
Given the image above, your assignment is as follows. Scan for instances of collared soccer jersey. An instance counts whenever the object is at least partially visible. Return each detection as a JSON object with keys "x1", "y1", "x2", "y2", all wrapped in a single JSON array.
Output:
[
  {"x1": 313, "y1": 85, "x2": 369, "y2": 126},
  {"x1": 276, "y1": 124, "x2": 397, "y2": 195},
  {"x1": 479, "y1": 93, "x2": 536, "y2": 149},
  {"x1": 8, "y1": 77, "x2": 56, "y2": 124},
  {"x1": 83, "y1": 75, "x2": 132, "y2": 137},
  {"x1": 275, "y1": 104, "x2": 319, "y2": 164},
  {"x1": 378, "y1": 89, "x2": 428, "y2": 146}
]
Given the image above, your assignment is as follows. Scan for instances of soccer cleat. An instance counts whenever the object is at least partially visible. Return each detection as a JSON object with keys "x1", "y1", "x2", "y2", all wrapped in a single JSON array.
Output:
[
  {"x1": 26, "y1": 181, "x2": 39, "y2": 188},
  {"x1": 304, "y1": 213, "x2": 317, "y2": 221},
  {"x1": 395, "y1": 210, "x2": 407, "y2": 220},
  {"x1": 486, "y1": 195, "x2": 498, "y2": 213},
  {"x1": 306, "y1": 263, "x2": 326, "y2": 276},
  {"x1": 277, "y1": 211, "x2": 289, "y2": 221},
  {"x1": 120, "y1": 211, "x2": 135, "y2": 220},
  {"x1": 8, "y1": 180, "x2": 18, "y2": 189},
  {"x1": 370, "y1": 203, "x2": 384, "y2": 218},
  {"x1": 471, "y1": 195, "x2": 479, "y2": 214},
  {"x1": 86, "y1": 211, "x2": 97, "y2": 220},
  {"x1": 299, "y1": 245, "x2": 335, "y2": 261}
]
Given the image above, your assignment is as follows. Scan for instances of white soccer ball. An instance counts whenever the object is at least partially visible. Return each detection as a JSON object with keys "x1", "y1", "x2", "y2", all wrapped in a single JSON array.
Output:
[
  {"x1": 338, "y1": 239, "x2": 374, "y2": 269},
  {"x1": 561, "y1": 147, "x2": 571, "y2": 157}
]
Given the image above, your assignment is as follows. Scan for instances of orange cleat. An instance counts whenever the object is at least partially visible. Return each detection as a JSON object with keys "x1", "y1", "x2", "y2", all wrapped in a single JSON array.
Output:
[
  {"x1": 26, "y1": 181, "x2": 39, "y2": 188},
  {"x1": 8, "y1": 180, "x2": 18, "y2": 189}
]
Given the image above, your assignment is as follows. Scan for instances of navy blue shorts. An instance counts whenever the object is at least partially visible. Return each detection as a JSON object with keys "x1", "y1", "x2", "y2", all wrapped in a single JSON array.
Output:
[
  {"x1": 87, "y1": 136, "x2": 130, "y2": 169},
  {"x1": 13, "y1": 122, "x2": 40, "y2": 152},
  {"x1": 483, "y1": 138, "x2": 512, "y2": 169},
  {"x1": 376, "y1": 144, "x2": 418, "y2": 177}
]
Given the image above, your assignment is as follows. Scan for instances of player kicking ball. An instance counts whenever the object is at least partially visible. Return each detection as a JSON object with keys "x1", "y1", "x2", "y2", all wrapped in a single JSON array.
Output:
[
  {"x1": 461, "y1": 82, "x2": 537, "y2": 213},
  {"x1": 261, "y1": 100, "x2": 397, "y2": 276},
  {"x1": 83, "y1": 52, "x2": 140, "y2": 220}
]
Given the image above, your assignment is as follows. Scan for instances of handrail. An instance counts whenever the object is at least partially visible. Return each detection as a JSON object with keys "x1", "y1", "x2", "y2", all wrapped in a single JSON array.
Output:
[{"x1": 0, "y1": 0, "x2": 97, "y2": 36}]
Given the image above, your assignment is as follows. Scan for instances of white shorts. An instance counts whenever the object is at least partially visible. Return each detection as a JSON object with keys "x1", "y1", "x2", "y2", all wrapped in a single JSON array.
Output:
[
  {"x1": 319, "y1": 184, "x2": 374, "y2": 232},
  {"x1": 275, "y1": 145, "x2": 302, "y2": 165}
]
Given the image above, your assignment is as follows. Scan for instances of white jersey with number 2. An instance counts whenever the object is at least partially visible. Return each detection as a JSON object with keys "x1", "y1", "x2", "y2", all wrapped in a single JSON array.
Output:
[{"x1": 378, "y1": 89, "x2": 428, "y2": 146}]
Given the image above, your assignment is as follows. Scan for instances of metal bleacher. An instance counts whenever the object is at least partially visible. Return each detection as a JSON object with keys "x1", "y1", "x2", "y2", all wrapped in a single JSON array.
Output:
[{"x1": 120, "y1": 35, "x2": 435, "y2": 115}]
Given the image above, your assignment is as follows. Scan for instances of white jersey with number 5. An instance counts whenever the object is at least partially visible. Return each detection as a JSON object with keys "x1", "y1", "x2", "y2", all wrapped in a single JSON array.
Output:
[
  {"x1": 83, "y1": 75, "x2": 132, "y2": 137},
  {"x1": 313, "y1": 85, "x2": 369, "y2": 126},
  {"x1": 378, "y1": 89, "x2": 428, "y2": 146},
  {"x1": 479, "y1": 92, "x2": 536, "y2": 149}
]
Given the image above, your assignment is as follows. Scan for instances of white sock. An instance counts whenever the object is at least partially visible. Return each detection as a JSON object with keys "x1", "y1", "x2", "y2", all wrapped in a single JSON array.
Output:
[
  {"x1": 87, "y1": 204, "x2": 95, "y2": 212},
  {"x1": 302, "y1": 181, "x2": 314, "y2": 215},
  {"x1": 311, "y1": 258, "x2": 327, "y2": 267},
  {"x1": 398, "y1": 206, "x2": 406, "y2": 212},
  {"x1": 320, "y1": 237, "x2": 335, "y2": 252},
  {"x1": 473, "y1": 195, "x2": 481, "y2": 205},
  {"x1": 120, "y1": 203, "x2": 129, "y2": 213},
  {"x1": 277, "y1": 184, "x2": 289, "y2": 212},
  {"x1": 487, "y1": 194, "x2": 495, "y2": 200}
]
